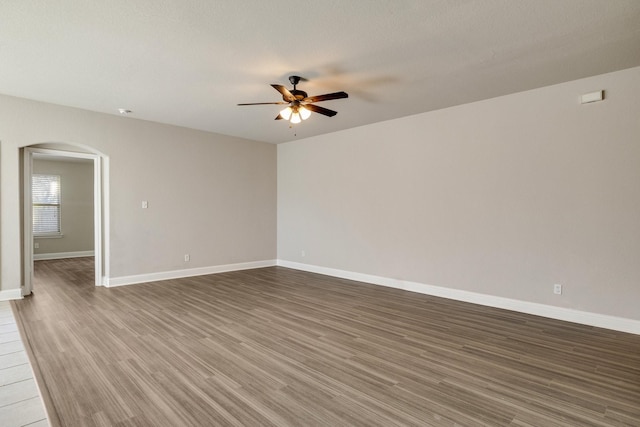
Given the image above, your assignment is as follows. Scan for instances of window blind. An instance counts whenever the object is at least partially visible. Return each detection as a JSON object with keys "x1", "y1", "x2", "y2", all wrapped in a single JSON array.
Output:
[{"x1": 33, "y1": 174, "x2": 61, "y2": 235}]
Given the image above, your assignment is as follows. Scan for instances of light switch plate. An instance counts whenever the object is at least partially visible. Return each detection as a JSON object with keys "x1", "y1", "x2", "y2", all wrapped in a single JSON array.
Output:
[{"x1": 581, "y1": 90, "x2": 603, "y2": 104}]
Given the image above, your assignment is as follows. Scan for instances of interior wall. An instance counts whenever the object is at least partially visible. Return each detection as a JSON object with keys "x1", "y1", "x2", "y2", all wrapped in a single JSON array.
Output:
[
  {"x1": 278, "y1": 66, "x2": 640, "y2": 321},
  {"x1": 0, "y1": 95, "x2": 276, "y2": 294},
  {"x1": 32, "y1": 158, "x2": 94, "y2": 256}
]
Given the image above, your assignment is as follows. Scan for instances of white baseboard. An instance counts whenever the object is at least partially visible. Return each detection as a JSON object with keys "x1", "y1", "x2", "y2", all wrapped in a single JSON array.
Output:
[
  {"x1": 106, "y1": 259, "x2": 277, "y2": 288},
  {"x1": 277, "y1": 260, "x2": 640, "y2": 335},
  {"x1": 0, "y1": 288, "x2": 23, "y2": 301},
  {"x1": 34, "y1": 250, "x2": 94, "y2": 261}
]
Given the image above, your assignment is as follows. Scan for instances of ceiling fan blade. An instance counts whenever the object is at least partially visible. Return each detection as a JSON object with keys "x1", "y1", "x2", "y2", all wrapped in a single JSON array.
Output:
[
  {"x1": 303, "y1": 91, "x2": 348, "y2": 103},
  {"x1": 271, "y1": 84, "x2": 296, "y2": 102},
  {"x1": 275, "y1": 114, "x2": 284, "y2": 120},
  {"x1": 237, "y1": 102, "x2": 289, "y2": 106},
  {"x1": 303, "y1": 103, "x2": 338, "y2": 117}
]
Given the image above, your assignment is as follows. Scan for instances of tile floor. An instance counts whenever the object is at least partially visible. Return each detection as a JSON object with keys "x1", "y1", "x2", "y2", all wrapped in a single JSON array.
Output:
[{"x1": 0, "y1": 300, "x2": 49, "y2": 427}]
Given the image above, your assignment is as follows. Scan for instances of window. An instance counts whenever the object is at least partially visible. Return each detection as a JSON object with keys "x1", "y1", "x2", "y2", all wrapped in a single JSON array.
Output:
[{"x1": 32, "y1": 174, "x2": 61, "y2": 236}]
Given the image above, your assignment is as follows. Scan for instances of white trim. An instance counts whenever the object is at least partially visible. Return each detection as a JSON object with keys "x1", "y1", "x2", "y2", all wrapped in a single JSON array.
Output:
[
  {"x1": 102, "y1": 156, "x2": 110, "y2": 287},
  {"x1": 106, "y1": 260, "x2": 277, "y2": 288},
  {"x1": 93, "y1": 155, "x2": 103, "y2": 289},
  {"x1": 0, "y1": 288, "x2": 23, "y2": 301},
  {"x1": 23, "y1": 149, "x2": 34, "y2": 296},
  {"x1": 277, "y1": 260, "x2": 640, "y2": 335},
  {"x1": 34, "y1": 251, "x2": 95, "y2": 261}
]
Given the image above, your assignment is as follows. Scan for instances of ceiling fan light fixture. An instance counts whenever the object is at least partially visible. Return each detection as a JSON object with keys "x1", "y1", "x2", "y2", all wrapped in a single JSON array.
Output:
[
  {"x1": 279, "y1": 106, "x2": 293, "y2": 120},
  {"x1": 290, "y1": 112, "x2": 302, "y2": 124},
  {"x1": 238, "y1": 76, "x2": 348, "y2": 124},
  {"x1": 299, "y1": 106, "x2": 311, "y2": 120}
]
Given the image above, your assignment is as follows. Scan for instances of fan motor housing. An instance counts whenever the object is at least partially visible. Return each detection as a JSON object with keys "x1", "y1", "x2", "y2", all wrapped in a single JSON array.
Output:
[
  {"x1": 288, "y1": 76, "x2": 307, "y2": 100},
  {"x1": 289, "y1": 89, "x2": 307, "y2": 100}
]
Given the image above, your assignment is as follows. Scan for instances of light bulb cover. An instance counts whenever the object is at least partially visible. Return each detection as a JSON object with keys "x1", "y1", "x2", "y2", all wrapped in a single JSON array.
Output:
[
  {"x1": 279, "y1": 106, "x2": 292, "y2": 120},
  {"x1": 290, "y1": 112, "x2": 302, "y2": 124},
  {"x1": 299, "y1": 106, "x2": 311, "y2": 120}
]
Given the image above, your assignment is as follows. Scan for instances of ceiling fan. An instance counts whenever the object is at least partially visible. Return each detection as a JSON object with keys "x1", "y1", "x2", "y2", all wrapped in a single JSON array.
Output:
[{"x1": 238, "y1": 76, "x2": 348, "y2": 124}]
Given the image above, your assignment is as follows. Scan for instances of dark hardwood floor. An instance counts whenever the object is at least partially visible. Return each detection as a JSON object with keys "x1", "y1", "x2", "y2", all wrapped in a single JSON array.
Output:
[{"x1": 12, "y1": 257, "x2": 640, "y2": 426}]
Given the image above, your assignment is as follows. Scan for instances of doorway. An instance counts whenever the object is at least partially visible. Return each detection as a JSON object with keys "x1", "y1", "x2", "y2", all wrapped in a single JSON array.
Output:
[{"x1": 23, "y1": 147, "x2": 105, "y2": 294}]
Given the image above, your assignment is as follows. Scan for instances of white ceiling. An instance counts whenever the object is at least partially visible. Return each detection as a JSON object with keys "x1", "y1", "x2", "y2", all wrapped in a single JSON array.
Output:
[{"x1": 2, "y1": 1, "x2": 639, "y2": 144}]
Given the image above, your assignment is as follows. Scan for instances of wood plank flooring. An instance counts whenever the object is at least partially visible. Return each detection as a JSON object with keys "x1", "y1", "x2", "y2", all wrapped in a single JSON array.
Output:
[{"x1": 12, "y1": 257, "x2": 640, "y2": 426}]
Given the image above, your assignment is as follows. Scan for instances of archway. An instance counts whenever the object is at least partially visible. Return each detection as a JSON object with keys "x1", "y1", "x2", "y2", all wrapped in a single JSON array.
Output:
[{"x1": 22, "y1": 143, "x2": 108, "y2": 295}]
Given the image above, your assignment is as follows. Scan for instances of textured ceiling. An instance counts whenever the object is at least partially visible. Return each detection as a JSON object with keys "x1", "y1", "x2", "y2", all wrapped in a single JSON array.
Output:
[{"x1": 1, "y1": 0, "x2": 640, "y2": 143}]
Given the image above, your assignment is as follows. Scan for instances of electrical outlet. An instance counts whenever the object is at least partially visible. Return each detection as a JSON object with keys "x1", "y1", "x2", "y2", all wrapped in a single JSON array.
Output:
[
  {"x1": 184, "y1": 254, "x2": 190, "y2": 262},
  {"x1": 142, "y1": 201, "x2": 148, "y2": 209},
  {"x1": 34, "y1": 242, "x2": 40, "y2": 249},
  {"x1": 553, "y1": 284, "x2": 562, "y2": 295},
  {"x1": 301, "y1": 250, "x2": 306, "y2": 257}
]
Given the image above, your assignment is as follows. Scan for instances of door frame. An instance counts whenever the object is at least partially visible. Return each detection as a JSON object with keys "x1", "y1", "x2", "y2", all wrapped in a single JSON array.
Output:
[{"x1": 23, "y1": 147, "x2": 104, "y2": 294}]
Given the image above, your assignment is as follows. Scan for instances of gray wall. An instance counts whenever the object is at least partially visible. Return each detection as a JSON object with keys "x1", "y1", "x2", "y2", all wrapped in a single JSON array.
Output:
[
  {"x1": 278, "y1": 66, "x2": 640, "y2": 321},
  {"x1": 33, "y1": 158, "x2": 94, "y2": 256},
  {"x1": 0, "y1": 96, "x2": 277, "y2": 292}
]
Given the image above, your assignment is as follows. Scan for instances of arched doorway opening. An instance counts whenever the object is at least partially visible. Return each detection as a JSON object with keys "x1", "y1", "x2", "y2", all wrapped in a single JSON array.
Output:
[{"x1": 22, "y1": 144, "x2": 108, "y2": 295}]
